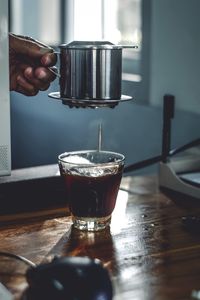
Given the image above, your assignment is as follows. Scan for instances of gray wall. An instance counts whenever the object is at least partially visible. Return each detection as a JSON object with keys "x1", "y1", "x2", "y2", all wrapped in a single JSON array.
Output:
[
  {"x1": 11, "y1": 80, "x2": 164, "y2": 171},
  {"x1": 11, "y1": 80, "x2": 200, "y2": 174},
  {"x1": 150, "y1": 0, "x2": 200, "y2": 114}
]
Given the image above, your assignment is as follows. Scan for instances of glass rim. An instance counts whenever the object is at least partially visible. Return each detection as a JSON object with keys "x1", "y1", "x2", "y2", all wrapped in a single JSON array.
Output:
[{"x1": 58, "y1": 150, "x2": 125, "y2": 167}]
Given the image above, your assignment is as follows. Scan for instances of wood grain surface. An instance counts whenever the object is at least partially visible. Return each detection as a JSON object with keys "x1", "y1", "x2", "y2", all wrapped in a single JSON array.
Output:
[{"x1": 0, "y1": 175, "x2": 200, "y2": 300}]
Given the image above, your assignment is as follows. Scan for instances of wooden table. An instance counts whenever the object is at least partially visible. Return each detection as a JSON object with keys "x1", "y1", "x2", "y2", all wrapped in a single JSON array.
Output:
[{"x1": 1, "y1": 173, "x2": 200, "y2": 300}]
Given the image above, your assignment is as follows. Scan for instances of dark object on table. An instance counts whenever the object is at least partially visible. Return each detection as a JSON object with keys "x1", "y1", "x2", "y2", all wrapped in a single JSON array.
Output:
[
  {"x1": 182, "y1": 216, "x2": 200, "y2": 233},
  {"x1": 23, "y1": 256, "x2": 113, "y2": 300}
]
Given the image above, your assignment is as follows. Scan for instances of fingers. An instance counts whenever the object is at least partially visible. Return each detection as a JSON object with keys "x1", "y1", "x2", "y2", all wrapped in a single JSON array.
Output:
[
  {"x1": 9, "y1": 32, "x2": 57, "y2": 95},
  {"x1": 11, "y1": 33, "x2": 52, "y2": 49},
  {"x1": 33, "y1": 66, "x2": 57, "y2": 82},
  {"x1": 15, "y1": 65, "x2": 54, "y2": 96},
  {"x1": 11, "y1": 64, "x2": 56, "y2": 96},
  {"x1": 24, "y1": 66, "x2": 55, "y2": 89},
  {"x1": 16, "y1": 75, "x2": 51, "y2": 96},
  {"x1": 9, "y1": 32, "x2": 57, "y2": 67},
  {"x1": 16, "y1": 75, "x2": 39, "y2": 96},
  {"x1": 9, "y1": 33, "x2": 52, "y2": 58},
  {"x1": 41, "y1": 52, "x2": 57, "y2": 67}
]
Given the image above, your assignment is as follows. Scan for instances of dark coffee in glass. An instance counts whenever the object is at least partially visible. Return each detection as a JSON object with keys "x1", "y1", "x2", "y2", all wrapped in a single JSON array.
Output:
[{"x1": 58, "y1": 150, "x2": 125, "y2": 231}]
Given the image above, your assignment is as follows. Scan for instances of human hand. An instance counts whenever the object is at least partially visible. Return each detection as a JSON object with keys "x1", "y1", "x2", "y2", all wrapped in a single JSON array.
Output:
[{"x1": 9, "y1": 33, "x2": 57, "y2": 96}]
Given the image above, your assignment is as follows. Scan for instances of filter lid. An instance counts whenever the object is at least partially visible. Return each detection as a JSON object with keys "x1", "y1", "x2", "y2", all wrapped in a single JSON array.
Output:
[{"x1": 59, "y1": 41, "x2": 123, "y2": 50}]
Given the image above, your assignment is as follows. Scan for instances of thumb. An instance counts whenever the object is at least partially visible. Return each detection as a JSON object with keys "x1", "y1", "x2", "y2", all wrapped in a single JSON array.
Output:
[{"x1": 9, "y1": 33, "x2": 53, "y2": 59}]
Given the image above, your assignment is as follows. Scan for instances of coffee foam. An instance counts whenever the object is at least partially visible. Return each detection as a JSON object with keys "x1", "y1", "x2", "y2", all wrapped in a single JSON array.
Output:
[{"x1": 63, "y1": 155, "x2": 93, "y2": 165}]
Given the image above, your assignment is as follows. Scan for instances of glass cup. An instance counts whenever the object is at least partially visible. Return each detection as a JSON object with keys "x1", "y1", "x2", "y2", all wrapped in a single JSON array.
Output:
[{"x1": 58, "y1": 150, "x2": 125, "y2": 231}]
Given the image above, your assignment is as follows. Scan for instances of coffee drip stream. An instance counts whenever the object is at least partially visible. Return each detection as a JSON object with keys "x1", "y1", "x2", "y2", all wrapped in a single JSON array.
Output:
[{"x1": 98, "y1": 124, "x2": 102, "y2": 152}]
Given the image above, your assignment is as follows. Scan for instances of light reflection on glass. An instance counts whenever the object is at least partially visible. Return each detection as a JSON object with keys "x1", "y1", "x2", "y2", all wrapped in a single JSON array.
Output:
[
  {"x1": 121, "y1": 266, "x2": 138, "y2": 281},
  {"x1": 110, "y1": 189, "x2": 129, "y2": 234}
]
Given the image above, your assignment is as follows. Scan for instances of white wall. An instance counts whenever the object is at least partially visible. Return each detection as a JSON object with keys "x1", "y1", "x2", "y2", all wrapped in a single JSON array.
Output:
[
  {"x1": 0, "y1": 0, "x2": 11, "y2": 175},
  {"x1": 149, "y1": 0, "x2": 200, "y2": 114}
]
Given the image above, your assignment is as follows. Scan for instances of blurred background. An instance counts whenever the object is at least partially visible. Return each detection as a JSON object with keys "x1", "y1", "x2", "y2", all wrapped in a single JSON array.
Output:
[{"x1": 9, "y1": 0, "x2": 200, "y2": 174}]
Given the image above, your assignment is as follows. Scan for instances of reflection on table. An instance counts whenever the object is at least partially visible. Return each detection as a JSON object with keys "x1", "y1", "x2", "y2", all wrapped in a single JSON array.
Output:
[{"x1": 0, "y1": 175, "x2": 200, "y2": 300}]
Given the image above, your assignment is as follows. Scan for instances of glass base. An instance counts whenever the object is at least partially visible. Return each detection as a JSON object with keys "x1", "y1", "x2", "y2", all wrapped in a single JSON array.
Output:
[{"x1": 72, "y1": 215, "x2": 111, "y2": 231}]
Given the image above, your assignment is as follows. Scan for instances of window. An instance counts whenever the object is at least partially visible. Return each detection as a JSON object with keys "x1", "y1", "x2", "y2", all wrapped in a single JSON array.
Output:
[
  {"x1": 73, "y1": 0, "x2": 141, "y2": 47},
  {"x1": 73, "y1": 0, "x2": 142, "y2": 84}
]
